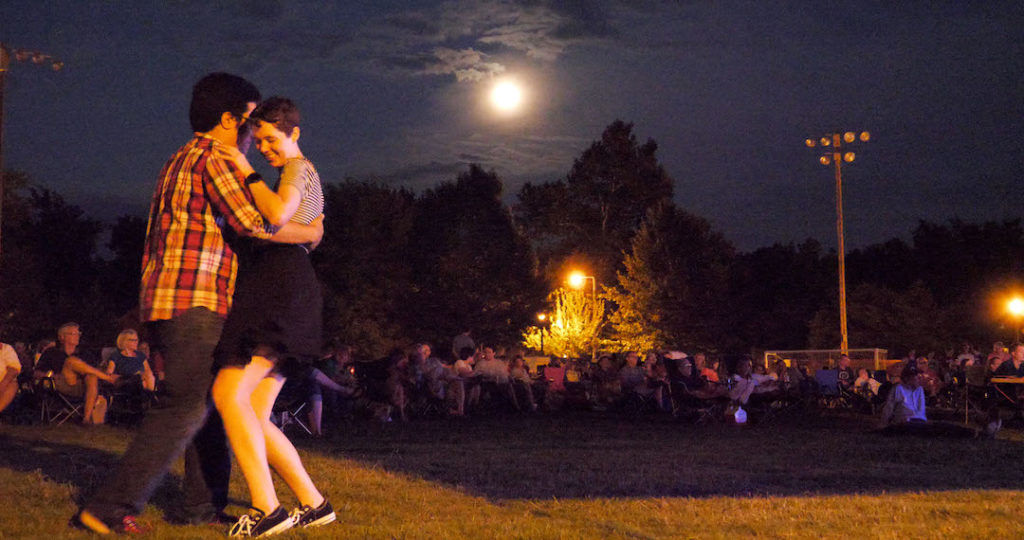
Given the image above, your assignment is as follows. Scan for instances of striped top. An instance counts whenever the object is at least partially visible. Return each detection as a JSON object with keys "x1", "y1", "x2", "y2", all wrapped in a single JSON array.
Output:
[
  {"x1": 278, "y1": 158, "x2": 323, "y2": 226},
  {"x1": 139, "y1": 135, "x2": 274, "y2": 322}
]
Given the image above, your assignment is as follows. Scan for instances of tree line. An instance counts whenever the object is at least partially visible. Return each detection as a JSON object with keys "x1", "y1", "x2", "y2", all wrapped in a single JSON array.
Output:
[{"x1": 1, "y1": 120, "x2": 1022, "y2": 358}]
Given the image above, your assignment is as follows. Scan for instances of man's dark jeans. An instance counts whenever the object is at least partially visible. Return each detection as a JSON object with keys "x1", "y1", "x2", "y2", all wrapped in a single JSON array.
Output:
[{"x1": 85, "y1": 307, "x2": 230, "y2": 520}]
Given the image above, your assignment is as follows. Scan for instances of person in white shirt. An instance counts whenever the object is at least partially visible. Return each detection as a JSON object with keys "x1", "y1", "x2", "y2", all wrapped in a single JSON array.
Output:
[{"x1": 0, "y1": 341, "x2": 21, "y2": 414}]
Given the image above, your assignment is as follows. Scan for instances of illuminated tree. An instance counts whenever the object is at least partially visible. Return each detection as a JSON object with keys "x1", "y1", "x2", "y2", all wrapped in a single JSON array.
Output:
[
  {"x1": 523, "y1": 287, "x2": 605, "y2": 358},
  {"x1": 605, "y1": 202, "x2": 733, "y2": 352}
]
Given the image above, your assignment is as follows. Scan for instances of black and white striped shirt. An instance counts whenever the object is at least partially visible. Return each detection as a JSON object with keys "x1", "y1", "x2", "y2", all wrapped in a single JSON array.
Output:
[{"x1": 278, "y1": 158, "x2": 324, "y2": 225}]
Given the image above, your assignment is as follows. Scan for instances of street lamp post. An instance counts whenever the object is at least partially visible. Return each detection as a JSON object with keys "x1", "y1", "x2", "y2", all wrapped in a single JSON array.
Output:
[
  {"x1": 567, "y1": 270, "x2": 597, "y2": 361},
  {"x1": 536, "y1": 312, "x2": 547, "y2": 355},
  {"x1": 0, "y1": 43, "x2": 64, "y2": 261},
  {"x1": 1009, "y1": 297, "x2": 1024, "y2": 343},
  {"x1": 805, "y1": 131, "x2": 870, "y2": 356}
]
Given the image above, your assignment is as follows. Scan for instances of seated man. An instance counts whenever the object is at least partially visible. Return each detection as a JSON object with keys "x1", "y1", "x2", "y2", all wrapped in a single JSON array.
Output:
[
  {"x1": 915, "y1": 357, "x2": 943, "y2": 397},
  {"x1": 992, "y1": 342, "x2": 1024, "y2": 410},
  {"x1": 472, "y1": 346, "x2": 518, "y2": 410},
  {"x1": 33, "y1": 322, "x2": 119, "y2": 425},
  {"x1": 409, "y1": 343, "x2": 463, "y2": 412},
  {"x1": 0, "y1": 339, "x2": 20, "y2": 415},
  {"x1": 729, "y1": 357, "x2": 778, "y2": 406},
  {"x1": 618, "y1": 352, "x2": 648, "y2": 396},
  {"x1": 589, "y1": 355, "x2": 621, "y2": 409},
  {"x1": 836, "y1": 354, "x2": 855, "y2": 391}
]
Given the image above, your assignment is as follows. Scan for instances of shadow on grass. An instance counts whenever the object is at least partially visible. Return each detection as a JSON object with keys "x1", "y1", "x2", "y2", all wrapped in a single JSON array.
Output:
[
  {"x1": 0, "y1": 428, "x2": 243, "y2": 521},
  {"x1": 305, "y1": 410, "x2": 1024, "y2": 501}
]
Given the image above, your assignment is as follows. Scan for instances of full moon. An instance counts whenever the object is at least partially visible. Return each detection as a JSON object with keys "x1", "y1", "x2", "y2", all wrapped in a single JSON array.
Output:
[{"x1": 491, "y1": 81, "x2": 523, "y2": 111}]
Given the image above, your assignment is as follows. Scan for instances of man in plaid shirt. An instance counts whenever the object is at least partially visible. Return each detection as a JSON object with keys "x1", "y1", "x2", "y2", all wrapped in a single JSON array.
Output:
[{"x1": 76, "y1": 73, "x2": 323, "y2": 534}]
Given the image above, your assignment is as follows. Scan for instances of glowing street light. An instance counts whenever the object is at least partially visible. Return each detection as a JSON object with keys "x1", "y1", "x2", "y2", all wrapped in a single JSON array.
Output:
[
  {"x1": 567, "y1": 271, "x2": 597, "y2": 360},
  {"x1": 0, "y1": 43, "x2": 64, "y2": 261},
  {"x1": 805, "y1": 131, "x2": 870, "y2": 356}
]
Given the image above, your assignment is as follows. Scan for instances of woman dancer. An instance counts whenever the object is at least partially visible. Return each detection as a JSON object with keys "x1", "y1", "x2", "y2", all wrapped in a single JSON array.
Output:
[{"x1": 211, "y1": 97, "x2": 334, "y2": 537}]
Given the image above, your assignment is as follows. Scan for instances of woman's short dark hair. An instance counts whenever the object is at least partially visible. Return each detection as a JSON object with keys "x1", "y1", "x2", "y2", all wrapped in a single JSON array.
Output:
[
  {"x1": 252, "y1": 96, "x2": 301, "y2": 135},
  {"x1": 189, "y1": 72, "x2": 261, "y2": 133}
]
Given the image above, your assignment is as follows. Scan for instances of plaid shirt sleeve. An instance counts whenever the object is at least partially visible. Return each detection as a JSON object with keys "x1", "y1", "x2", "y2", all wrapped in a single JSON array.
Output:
[{"x1": 204, "y1": 143, "x2": 276, "y2": 240}]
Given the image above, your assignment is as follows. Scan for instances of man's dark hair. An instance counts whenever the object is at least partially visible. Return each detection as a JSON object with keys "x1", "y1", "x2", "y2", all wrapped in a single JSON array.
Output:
[{"x1": 189, "y1": 72, "x2": 261, "y2": 133}]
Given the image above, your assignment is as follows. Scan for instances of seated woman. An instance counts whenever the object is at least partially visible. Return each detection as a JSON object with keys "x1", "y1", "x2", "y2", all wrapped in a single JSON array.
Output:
[{"x1": 105, "y1": 329, "x2": 156, "y2": 392}]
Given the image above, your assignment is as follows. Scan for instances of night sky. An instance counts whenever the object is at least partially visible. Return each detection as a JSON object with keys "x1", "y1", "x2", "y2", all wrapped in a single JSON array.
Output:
[{"x1": 2, "y1": 1, "x2": 1021, "y2": 251}]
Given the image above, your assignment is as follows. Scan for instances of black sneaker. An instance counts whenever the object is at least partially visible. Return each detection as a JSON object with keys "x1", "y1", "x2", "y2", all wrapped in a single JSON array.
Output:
[
  {"x1": 290, "y1": 499, "x2": 337, "y2": 528},
  {"x1": 228, "y1": 506, "x2": 295, "y2": 537}
]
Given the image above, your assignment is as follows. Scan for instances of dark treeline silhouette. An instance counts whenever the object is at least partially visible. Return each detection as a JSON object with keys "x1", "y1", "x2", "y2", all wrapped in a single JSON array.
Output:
[{"x1": 1, "y1": 121, "x2": 1022, "y2": 357}]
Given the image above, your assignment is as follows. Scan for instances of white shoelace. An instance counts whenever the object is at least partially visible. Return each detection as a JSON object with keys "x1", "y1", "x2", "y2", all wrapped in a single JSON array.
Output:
[
  {"x1": 289, "y1": 506, "x2": 309, "y2": 526},
  {"x1": 229, "y1": 514, "x2": 258, "y2": 537}
]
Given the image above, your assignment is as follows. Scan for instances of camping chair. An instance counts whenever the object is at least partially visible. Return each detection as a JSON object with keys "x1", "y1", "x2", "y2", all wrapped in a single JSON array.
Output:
[
  {"x1": 35, "y1": 375, "x2": 83, "y2": 425},
  {"x1": 813, "y1": 369, "x2": 851, "y2": 410},
  {"x1": 670, "y1": 380, "x2": 727, "y2": 424},
  {"x1": 963, "y1": 365, "x2": 992, "y2": 425},
  {"x1": 271, "y1": 375, "x2": 312, "y2": 435}
]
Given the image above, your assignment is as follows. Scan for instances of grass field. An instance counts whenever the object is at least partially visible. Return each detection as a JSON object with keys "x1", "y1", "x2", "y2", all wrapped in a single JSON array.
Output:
[{"x1": 1, "y1": 410, "x2": 1023, "y2": 539}]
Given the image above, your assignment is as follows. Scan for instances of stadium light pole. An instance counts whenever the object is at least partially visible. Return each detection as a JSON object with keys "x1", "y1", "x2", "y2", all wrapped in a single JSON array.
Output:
[
  {"x1": 805, "y1": 131, "x2": 870, "y2": 356},
  {"x1": 0, "y1": 43, "x2": 64, "y2": 262},
  {"x1": 567, "y1": 270, "x2": 597, "y2": 361}
]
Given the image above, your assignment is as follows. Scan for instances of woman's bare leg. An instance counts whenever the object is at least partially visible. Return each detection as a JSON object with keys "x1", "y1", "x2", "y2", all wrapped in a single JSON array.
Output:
[
  {"x1": 251, "y1": 375, "x2": 324, "y2": 508},
  {"x1": 211, "y1": 356, "x2": 279, "y2": 513}
]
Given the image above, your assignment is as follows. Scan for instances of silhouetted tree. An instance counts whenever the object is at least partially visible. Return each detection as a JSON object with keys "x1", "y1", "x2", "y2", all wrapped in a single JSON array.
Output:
[
  {"x1": 515, "y1": 120, "x2": 674, "y2": 285},
  {"x1": 0, "y1": 177, "x2": 111, "y2": 342},
  {"x1": 102, "y1": 215, "x2": 147, "y2": 315},
  {"x1": 314, "y1": 181, "x2": 416, "y2": 358},
  {"x1": 808, "y1": 282, "x2": 951, "y2": 356},
  {"x1": 728, "y1": 240, "x2": 833, "y2": 350},
  {"x1": 406, "y1": 165, "x2": 545, "y2": 349}
]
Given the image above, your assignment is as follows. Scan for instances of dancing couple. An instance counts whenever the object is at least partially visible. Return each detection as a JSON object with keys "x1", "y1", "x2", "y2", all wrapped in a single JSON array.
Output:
[{"x1": 75, "y1": 73, "x2": 334, "y2": 537}]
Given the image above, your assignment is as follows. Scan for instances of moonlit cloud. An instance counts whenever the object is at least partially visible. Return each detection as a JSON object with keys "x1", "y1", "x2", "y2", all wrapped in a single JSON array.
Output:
[{"x1": 353, "y1": 0, "x2": 617, "y2": 80}]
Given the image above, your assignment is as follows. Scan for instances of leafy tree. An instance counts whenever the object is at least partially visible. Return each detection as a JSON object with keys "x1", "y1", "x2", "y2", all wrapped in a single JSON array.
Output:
[
  {"x1": 313, "y1": 181, "x2": 416, "y2": 359},
  {"x1": 516, "y1": 120, "x2": 674, "y2": 284},
  {"x1": 807, "y1": 282, "x2": 950, "y2": 355},
  {"x1": 102, "y1": 215, "x2": 147, "y2": 316},
  {"x1": 727, "y1": 240, "x2": 833, "y2": 349},
  {"x1": 522, "y1": 287, "x2": 605, "y2": 358},
  {"x1": 0, "y1": 177, "x2": 110, "y2": 341},
  {"x1": 405, "y1": 164, "x2": 545, "y2": 350},
  {"x1": 605, "y1": 202, "x2": 734, "y2": 353}
]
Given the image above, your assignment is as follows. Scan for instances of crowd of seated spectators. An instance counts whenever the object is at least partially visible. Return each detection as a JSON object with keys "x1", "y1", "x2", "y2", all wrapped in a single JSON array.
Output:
[{"x1": 2, "y1": 321, "x2": 1022, "y2": 438}]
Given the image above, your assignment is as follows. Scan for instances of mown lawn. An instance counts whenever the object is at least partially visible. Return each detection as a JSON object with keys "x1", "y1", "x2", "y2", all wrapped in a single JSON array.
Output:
[{"x1": 1, "y1": 410, "x2": 1023, "y2": 539}]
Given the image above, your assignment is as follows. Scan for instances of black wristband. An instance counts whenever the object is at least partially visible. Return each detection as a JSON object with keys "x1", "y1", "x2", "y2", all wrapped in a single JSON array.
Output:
[{"x1": 245, "y1": 172, "x2": 263, "y2": 185}]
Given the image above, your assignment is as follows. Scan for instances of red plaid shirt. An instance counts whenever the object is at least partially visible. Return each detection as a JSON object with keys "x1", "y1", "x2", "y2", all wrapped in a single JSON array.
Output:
[{"x1": 139, "y1": 135, "x2": 273, "y2": 322}]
